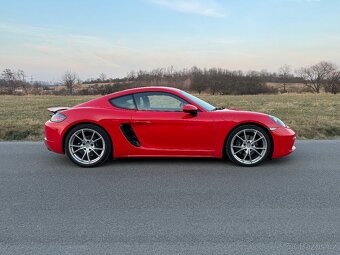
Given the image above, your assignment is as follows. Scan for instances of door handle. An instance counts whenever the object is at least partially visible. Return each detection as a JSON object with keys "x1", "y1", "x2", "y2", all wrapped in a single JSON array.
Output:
[{"x1": 133, "y1": 120, "x2": 151, "y2": 124}]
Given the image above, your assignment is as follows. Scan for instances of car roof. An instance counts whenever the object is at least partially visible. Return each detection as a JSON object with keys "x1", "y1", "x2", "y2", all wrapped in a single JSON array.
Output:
[
  {"x1": 114, "y1": 86, "x2": 181, "y2": 95},
  {"x1": 76, "y1": 86, "x2": 186, "y2": 108},
  {"x1": 98, "y1": 86, "x2": 183, "y2": 100}
]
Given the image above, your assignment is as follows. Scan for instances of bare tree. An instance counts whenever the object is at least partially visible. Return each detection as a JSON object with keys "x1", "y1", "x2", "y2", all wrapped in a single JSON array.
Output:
[
  {"x1": 207, "y1": 68, "x2": 225, "y2": 95},
  {"x1": 16, "y1": 69, "x2": 29, "y2": 94},
  {"x1": 297, "y1": 61, "x2": 336, "y2": 93},
  {"x1": 278, "y1": 65, "x2": 292, "y2": 93},
  {"x1": 190, "y1": 67, "x2": 207, "y2": 94},
  {"x1": 99, "y1": 73, "x2": 107, "y2": 82},
  {"x1": 32, "y1": 81, "x2": 43, "y2": 95},
  {"x1": 16, "y1": 69, "x2": 25, "y2": 81},
  {"x1": 325, "y1": 70, "x2": 340, "y2": 94},
  {"x1": 62, "y1": 70, "x2": 78, "y2": 95},
  {"x1": 1, "y1": 69, "x2": 17, "y2": 94},
  {"x1": 127, "y1": 71, "x2": 136, "y2": 81},
  {"x1": 77, "y1": 77, "x2": 82, "y2": 85}
]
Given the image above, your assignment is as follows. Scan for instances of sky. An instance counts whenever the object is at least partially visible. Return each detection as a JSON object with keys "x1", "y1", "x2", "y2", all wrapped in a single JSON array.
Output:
[{"x1": 0, "y1": 0, "x2": 340, "y2": 81}]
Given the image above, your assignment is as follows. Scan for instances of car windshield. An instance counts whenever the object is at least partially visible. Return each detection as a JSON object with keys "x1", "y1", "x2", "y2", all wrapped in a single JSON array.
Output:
[{"x1": 179, "y1": 90, "x2": 216, "y2": 111}]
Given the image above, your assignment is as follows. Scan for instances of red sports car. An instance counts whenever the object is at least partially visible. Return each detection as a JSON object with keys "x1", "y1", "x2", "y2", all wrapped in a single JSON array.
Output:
[{"x1": 44, "y1": 87, "x2": 296, "y2": 167}]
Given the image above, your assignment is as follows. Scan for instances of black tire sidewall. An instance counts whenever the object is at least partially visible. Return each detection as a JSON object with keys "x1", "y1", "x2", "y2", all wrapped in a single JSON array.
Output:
[
  {"x1": 226, "y1": 125, "x2": 271, "y2": 167},
  {"x1": 65, "y1": 124, "x2": 112, "y2": 167}
]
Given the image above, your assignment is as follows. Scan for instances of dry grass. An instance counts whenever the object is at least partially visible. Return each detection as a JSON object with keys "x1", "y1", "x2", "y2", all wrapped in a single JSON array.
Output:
[
  {"x1": 0, "y1": 95, "x2": 94, "y2": 140},
  {"x1": 198, "y1": 93, "x2": 340, "y2": 139},
  {"x1": 0, "y1": 94, "x2": 339, "y2": 140}
]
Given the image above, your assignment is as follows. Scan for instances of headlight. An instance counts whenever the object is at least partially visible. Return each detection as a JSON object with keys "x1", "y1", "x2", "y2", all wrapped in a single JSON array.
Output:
[
  {"x1": 269, "y1": 115, "x2": 286, "y2": 127},
  {"x1": 50, "y1": 112, "x2": 66, "y2": 122}
]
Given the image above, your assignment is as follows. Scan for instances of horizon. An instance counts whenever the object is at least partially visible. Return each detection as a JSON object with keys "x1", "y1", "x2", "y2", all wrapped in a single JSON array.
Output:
[{"x1": 1, "y1": 0, "x2": 340, "y2": 82}]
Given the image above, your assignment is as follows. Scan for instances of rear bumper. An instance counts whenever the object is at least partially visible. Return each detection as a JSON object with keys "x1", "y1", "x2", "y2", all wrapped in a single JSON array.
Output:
[
  {"x1": 271, "y1": 127, "x2": 296, "y2": 158},
  {"x1": 44, "y1": 121, "x2": 64, "y2": 154}
]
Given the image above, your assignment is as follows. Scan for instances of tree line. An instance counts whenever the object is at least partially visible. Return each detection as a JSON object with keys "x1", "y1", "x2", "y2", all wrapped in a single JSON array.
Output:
[
  {"x1": 0, "y1": 69, "x2": 53, "y2": 95},
  {"x1": 1, "y1": 61, "x2": 339, "y2": 95}
]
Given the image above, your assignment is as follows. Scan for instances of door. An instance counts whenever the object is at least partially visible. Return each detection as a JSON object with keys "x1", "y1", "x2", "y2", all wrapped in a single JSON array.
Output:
[{"x1": 130, "y1": 92, "x2": 214, "y2": 156}]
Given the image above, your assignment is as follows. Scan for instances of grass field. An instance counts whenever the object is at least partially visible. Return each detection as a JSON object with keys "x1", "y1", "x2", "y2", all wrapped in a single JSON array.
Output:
[{"x1": 0, "y1": 94, "x2": 339, "y2": 140}]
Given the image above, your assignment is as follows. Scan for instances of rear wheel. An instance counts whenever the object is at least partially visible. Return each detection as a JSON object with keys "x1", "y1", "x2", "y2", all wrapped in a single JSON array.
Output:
[
  {"x1": 65, "y1": 124, "x2": 111, "y2": 167},
  {"x1": 226, "y1": 125, "x2": 271, "y2": 167}
]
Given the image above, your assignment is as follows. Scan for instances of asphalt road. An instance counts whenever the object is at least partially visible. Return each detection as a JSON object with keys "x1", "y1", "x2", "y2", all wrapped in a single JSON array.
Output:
[{"x1": 0, "y1": 141, "x2": 339, "y2": 255}]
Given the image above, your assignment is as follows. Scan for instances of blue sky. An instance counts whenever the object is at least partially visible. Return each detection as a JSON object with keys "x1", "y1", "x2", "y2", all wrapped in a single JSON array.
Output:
[{"x1": 0, "y1": 0, "x2": 339, "y2": 81}]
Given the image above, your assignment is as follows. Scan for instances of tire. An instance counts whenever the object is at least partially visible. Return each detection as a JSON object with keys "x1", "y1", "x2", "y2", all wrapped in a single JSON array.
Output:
[
  {"x1": 226, "y1": 124, "x2": 271, "y2": 167},
  {"x1": 65, "y1": 124, "x2": 112, "y2": 167}
]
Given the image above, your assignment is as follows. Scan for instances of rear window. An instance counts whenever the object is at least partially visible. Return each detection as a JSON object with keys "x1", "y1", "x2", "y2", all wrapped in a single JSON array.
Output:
[{"x1": 109, "y1": 95, "x2": 136, "y2": 110}]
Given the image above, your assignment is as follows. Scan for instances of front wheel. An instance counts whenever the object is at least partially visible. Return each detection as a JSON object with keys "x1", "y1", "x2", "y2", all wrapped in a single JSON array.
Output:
[
  {"x1": 226, "y1": 125, "x2": 271, "y2": 167},
  {"x1": 65, "y1": 124, "x2": 112, "y2": 167}
]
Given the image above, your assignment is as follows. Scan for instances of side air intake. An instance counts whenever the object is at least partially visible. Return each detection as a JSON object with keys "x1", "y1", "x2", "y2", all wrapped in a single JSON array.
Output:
[{"x1": 120, "y1": 124, "x2": 141, "y2": 147}]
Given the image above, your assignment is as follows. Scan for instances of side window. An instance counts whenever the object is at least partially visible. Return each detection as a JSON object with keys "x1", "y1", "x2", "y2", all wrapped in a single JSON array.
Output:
[
  {"x1": 109, "y1": 95, "x2": 136, "y2": 110},
  {"x1": 134, "y1": 92, "x2": 188, "y2": 112}
]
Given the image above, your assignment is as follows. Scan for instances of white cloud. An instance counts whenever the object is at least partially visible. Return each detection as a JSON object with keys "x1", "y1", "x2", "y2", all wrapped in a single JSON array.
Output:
[{"x1": 148, "y1": 0, "x2": 226, "y2": 17}]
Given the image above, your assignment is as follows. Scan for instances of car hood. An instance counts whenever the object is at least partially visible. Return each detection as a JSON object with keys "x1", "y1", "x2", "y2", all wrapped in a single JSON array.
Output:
[{"x1": 213, "y1": 108, "x2": 271, "y2": 121}]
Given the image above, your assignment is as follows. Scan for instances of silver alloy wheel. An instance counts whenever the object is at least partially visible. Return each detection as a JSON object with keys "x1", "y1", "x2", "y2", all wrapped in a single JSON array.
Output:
[
  {"x1": 230, "y1": 128, "x2": 267, "y2": 165},
  {"x1": 68, "y1": 128, "x2": 105, "y2": 165}
]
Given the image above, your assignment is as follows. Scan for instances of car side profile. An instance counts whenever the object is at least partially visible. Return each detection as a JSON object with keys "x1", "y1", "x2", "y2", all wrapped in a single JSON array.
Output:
[{"x1": 44, "y1": 87, "x2": 296, "y2": 167}]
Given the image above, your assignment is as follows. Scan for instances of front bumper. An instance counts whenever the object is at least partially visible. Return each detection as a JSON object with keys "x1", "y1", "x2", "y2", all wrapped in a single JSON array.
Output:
[{"x1": 270, "y1": 127, "x2": 296, "y2": 158}]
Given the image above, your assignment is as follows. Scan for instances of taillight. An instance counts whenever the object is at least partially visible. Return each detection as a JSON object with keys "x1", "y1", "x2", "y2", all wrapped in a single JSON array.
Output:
[{"x1": 50, "y1": 112, "x2": 66, "y2": 122}]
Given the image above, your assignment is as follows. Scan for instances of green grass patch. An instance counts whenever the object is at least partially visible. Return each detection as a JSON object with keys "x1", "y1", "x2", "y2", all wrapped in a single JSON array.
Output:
[{"x1": 0, "y1": 94, "x2": 339, "y2": 140}]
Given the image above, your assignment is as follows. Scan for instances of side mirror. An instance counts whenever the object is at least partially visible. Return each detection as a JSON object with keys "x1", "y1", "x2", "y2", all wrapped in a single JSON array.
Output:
[{"x1": 183, "y1": 104, "x2": 198, "y2": 116}]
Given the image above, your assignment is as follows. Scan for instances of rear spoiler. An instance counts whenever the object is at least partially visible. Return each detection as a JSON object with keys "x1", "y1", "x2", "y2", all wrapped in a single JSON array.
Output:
[{"x1": 48, "y1": 107, "x2": 70, "y2": 115}]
